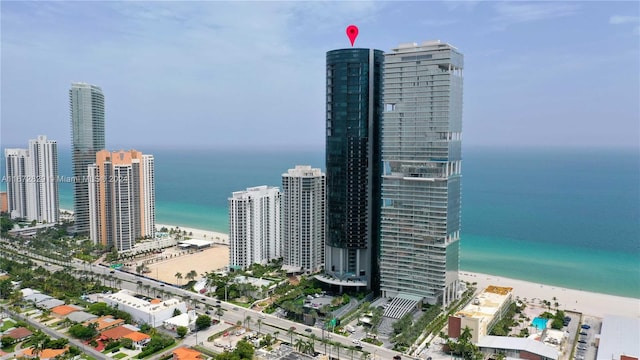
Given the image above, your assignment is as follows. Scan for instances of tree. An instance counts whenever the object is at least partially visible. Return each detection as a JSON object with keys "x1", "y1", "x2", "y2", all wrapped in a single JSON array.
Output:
[
  {"x1": 287, "y1": 327, "x2": 295, "y2": 344},
  {"x1": 256, "y1": 319, "x2": 262, "y2": 334},
  {"x1": 186, "y1": 270, "x2": 198, "y2": 282},
  {"x1": 195, "y1": 314, "x2": 212, "y2": 331},
  {"x1": 175, "y1": 272, "x2": 182, "y2": 285},
  {"x1": 176, "y1": 326, "x2": 188, "y2": 338},
  {"x1": 245, "y1": 315, "x2": 252, "y2": 330},
  {"x1": 235, "y1": 340, "x2": 255, "y2": 359},
  {"x1": 294, "y1": 338, "x2": 306, "y2": 353},
  {"x1": 216, "y1": 307, "x2": 224, "y2": 322}
]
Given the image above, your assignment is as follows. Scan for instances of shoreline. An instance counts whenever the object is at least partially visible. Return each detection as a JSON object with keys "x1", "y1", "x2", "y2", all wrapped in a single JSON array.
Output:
[
  {"x1": 461, "y1": 271, "x2": 640, "y2": 318},
  {"x1": 59, "y1": 212, "x2": 640, "y2": 316},
  {"x1": 154, "y1": 223, "x2": 229, "y2": 245}
]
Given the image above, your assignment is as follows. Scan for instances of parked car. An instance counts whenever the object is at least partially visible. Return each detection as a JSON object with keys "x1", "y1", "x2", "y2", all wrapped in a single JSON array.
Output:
[{"x1": 581, "y1": 324, "x2": 591, "y2": 329}]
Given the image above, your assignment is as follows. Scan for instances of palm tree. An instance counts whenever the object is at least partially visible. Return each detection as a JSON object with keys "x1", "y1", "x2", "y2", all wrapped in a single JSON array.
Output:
[
  {"x1": 294, "y1": 338, "x2": 306, "y2": 353},
  {"x1": 256, "y1": 318, "x2": 262, "y2": 334},
  {"x1": 216, "y1": 307, "x2": 224, "y2": 322},
  {"x1": 273, "y1": 330, "x2": 280, "y2": 343},
  {"x1": 175, "y1": 272, "x2": 182, "y2": 285},
  {"x1": 287, "y1": 327, "x2": 295, "y2": 344},
  {"x1": 185, "y1": 270, "x2": 198, "y2": 282},
  {"x1": 245, "y1": 315, "x2": 252, "y2": 330},
  {"x1": 348, "y1": 346, "x2": 356, "y2": 360}
]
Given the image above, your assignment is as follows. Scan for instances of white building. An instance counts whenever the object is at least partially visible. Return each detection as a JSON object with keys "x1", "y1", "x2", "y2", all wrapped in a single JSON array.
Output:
[
  {"x1": 281, "y1": 165, "x2": 325, "y2": 274},
  {"x1": 229, "y1": 185, "x2": 281, "y2": 269},
  {"x1": 100, "y1": 290, "x2": 186, "y2": 328},
  {"x1": 88, "y1": 150, "x2": 155, "y2": 251},
  {"x1": 448, "y1": 285, "x2": 513, "y2": 343},
  {"x1": 380, "y1": 41, "x2": 464, "y2": 305},
  {"x1": 4, "y1": 148, "x2": 30, "y2": 220},
  {"x1": 4, "y1": 136, "x2": 59, "y2": 223}
]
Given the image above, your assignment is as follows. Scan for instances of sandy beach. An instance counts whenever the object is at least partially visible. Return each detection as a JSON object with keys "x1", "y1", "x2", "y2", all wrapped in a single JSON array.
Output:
[
  {"x1": 155, "y1": 223, "x2": 228, "y2": 245},
  {"x1": 461, "y1": 271, "x2": 640, "y2": 318},
  {"x1": 85, "y1": 215, "x2": 640, "y2": 319},
  {"x1": 144, "y1": 245, "x2": 229, "y2": 284}
]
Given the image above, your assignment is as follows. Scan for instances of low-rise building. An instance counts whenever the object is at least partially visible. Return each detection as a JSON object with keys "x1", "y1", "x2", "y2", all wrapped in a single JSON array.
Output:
[
  {"x1": 5, "y1": 327, "x2": 33, "y2": 342},
  {"x1": 448, "y1": 285, "x2": 513, "y2": 343},
  {"x1": 163, "y1": 310, "x2": 198, "y2": 332},
  {"x1": 477, "y1": 336, "x2": 558, "y2": 360},
  {"x1": 597, "y1": 315, "x2": 640, "y2": 360},
  {"x1": 51, "y1": 304, "x2": 83, "y2": 319},
  {"x1": 173, "y1": 347, "x2": 205, "y2": 360},
  {"x1": 84, "y1": 316, "x2": 125, "y2": 332},
  {"x1": 100, "y1": 290, "x2": 187, "y2": 327}
]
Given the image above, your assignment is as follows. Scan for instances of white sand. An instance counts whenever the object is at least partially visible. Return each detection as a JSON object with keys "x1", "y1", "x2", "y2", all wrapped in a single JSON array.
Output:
[
  {"x1": 145, "y1": 245, "x2": 229, "y2": 284},
  {"x1": 136, "y1": 221, "x2": 640, "y2": 318},
  {"x1": 461, "y1": 271, "x2": 640, "y2": 318},
  {"x1": 155, "y1": 223, "x2": 228, "y2": 245}
]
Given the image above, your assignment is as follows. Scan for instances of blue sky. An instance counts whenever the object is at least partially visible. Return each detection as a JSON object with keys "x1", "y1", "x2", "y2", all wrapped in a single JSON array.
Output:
[{"x1": 1, "y1": 1, "x2": 638, "y2": 149}]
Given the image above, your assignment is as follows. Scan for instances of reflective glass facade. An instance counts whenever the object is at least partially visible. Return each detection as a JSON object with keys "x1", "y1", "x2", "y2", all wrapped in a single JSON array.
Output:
[
  {"x1": 70, "y1": 82, "x2": 105, "y2": 234},
  {"x1": 324, "y1": 49, "x2": 383, "y2": 291},
  {"x1": 380, "y1": 42, "x2": 463, "y2": 305}
]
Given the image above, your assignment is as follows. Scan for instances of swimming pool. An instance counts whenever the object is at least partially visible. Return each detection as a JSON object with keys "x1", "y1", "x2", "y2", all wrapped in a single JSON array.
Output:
[{"x1": 531, "y1": 317, "x2": 549, "y2": 330}]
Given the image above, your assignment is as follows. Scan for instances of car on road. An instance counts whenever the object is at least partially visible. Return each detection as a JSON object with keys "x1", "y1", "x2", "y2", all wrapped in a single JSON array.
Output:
[
  {"x1": 233, "y1": 307, "x2": 239, "y2": 311},
  {"x1": 581, "y1": 324, "x2": 591, "y2": 329},
  {"x1": 259, "y1": 314, "x2": 266, "y2": 319},
  {"x1": 352, "y1": 339, "x2": 360, "y2": 345},
  {"x1": 205, "y1": 310, "x2": 211, "y2": 315},
  {"x1": 216, "y1": 300, "x2": 221, "y2": 304},
  {"x1": 305, "y1": 328, "x2": 312, "y2": 333}
]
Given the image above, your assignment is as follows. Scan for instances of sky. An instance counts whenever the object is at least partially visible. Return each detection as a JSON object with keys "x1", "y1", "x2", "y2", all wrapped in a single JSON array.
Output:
[{"x1": 1, "y1": 1, "x2": 639, "y2": 150}]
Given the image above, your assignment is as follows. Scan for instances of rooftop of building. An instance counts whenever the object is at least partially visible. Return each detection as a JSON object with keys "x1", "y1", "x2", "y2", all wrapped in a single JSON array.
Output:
[
  {"x1": 597, "y1": 315, "x2": 640, "y2": 360},
  {"x1": 102, "y1": 290, "x2": 183, "y2": 313},
  {"x1": 454, "y1": 285, "x2": 513, "y2": 323},
  {"x1": 51, "y1": 304, "x2": 82, "y2": 316},
  {"x1": 392, "y1": 40, "x2": 459, "y2": 51},
  {"x1": 173, "y1": 347, "x2": 204, "y2": 360},
  {"x1": 478, "y1": 336, "x2": 558, "y2": 360}
]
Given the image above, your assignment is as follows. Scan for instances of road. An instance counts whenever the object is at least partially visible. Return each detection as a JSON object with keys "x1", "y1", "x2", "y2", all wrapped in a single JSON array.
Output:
[
  {"x1": 1, "y1": 243, "x2": 417, "y2": 360},
  {"x1": 0, "y1": 306, "x2": 107, "y2": 360}
]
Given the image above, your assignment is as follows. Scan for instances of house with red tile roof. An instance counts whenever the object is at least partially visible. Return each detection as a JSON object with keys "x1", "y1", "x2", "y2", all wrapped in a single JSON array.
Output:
[
  {"x1": 100, "y1": 325, "x2": 134, "y2": 341},
  {"x1": 51, "y1": 304, "x2": 83, "y2": 318},
  {"x1": 124, "y1": 331, "x2": 151, "y2": 348},
  {"x1": 21, "y1": 347, "x2": 67, "y2": 359},
  {"x1": 172, "y1": 347, "x2": 204, "y2": 360},
  {"x1": 83, "y1": 315, "x2": 125, "y2": 332},
  {"x1": 5, "y1": 327, "x2": 33, "y2": 342}
]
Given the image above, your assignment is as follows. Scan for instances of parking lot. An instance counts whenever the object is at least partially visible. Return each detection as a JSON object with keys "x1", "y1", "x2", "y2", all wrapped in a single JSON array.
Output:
[{"x1": 572, "y1": 316, "x2": 601, "y2": 360}]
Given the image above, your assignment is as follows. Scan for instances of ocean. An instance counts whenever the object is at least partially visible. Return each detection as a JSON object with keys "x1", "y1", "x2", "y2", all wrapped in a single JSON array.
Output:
[{"x1": 4, "y1": 146, "x2": 640, "y2": 298}]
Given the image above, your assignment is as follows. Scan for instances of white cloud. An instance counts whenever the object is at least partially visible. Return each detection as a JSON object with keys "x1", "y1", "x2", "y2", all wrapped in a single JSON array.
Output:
[
  {"x1": 609, "y1": 15, "x2": 639, "y2": 25},
  {"x1": 491, "y1": 2, "x2": 578, "y2": 30}
]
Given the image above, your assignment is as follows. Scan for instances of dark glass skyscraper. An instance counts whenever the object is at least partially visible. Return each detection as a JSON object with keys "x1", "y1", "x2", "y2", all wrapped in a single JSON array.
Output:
[
  {"x1": 70, "y1": 82, "x2": 105, "y2": 234},
  {"x1": 318, "y1": 48, "x2": 383, "y2": 292}
]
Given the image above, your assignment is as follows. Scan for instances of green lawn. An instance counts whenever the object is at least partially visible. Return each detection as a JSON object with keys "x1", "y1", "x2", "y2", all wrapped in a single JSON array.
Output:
[
  {"x1": 113, "y1": 352, "x2": 128, "y2": 359},
  {"x1": 0, "y1": 319, "x2": 16, "y2": 331}
]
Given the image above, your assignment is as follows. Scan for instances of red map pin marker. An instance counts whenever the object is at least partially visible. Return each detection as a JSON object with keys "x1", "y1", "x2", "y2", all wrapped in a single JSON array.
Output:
[{"x1": 346, "y1": 25, "x2": 359, "y2": 47}]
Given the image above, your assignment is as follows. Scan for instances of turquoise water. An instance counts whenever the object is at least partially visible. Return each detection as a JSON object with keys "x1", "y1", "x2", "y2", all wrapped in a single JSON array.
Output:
[
  {"x1": 3, "y1": 146, "x2": 639, "y2": 298},
  {"x1": 531, "y1": 317, "x2": 548, "y2": 330}
]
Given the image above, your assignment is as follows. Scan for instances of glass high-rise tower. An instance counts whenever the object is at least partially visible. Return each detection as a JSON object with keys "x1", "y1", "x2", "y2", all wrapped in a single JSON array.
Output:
[
  {"x1": 70, "y1": 82, "x2": 105, "y2": 234},
  {"x1": 318, "y1": 48, "x2": 383, "y2": 292},
  {"x1": 380, "y1": 41, "x2": 463, "y2": 306}
]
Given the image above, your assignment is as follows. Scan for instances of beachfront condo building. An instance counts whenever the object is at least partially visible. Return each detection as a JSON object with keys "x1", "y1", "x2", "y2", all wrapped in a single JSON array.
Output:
[
  {"x1": 317, "y1": 48, "x2": 383, "y2": 292},
  {"x1": 281, "y1": 165, "x2": 326, "y2": 274},
  {"x1": 379, "y1": 41, "x2": 464, "y2": 306},
  {"x1": 229, "y1": 185, "x2": 281, "y2": 269},
  {"x1": 88, "y1": 150, "x2": 155, "y2": 251},
  {"x1": 70, "y1": 82, "x2": 105, "y2": 234},
  {"x1": 4, "y1": 136, "x2": 59, "y2": 223}
]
